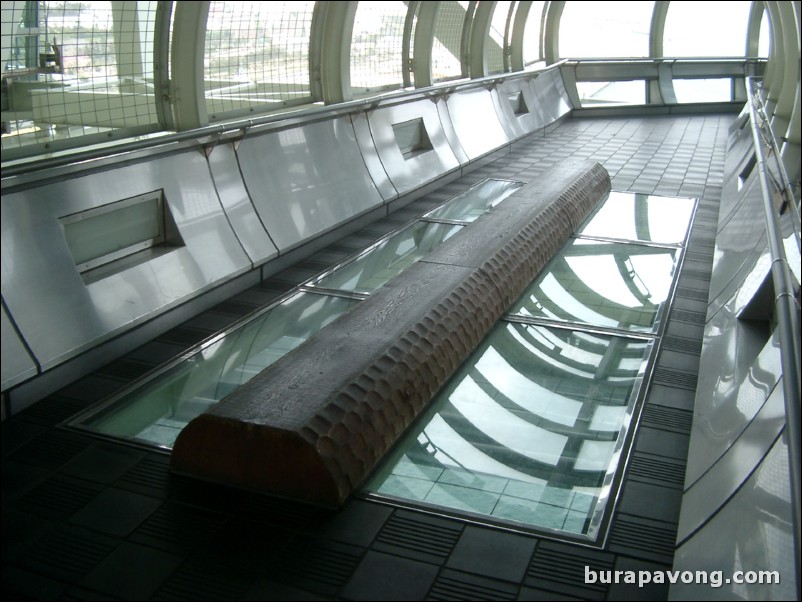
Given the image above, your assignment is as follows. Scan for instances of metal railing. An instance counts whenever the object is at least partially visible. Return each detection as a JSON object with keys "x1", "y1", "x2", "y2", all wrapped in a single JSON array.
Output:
[{"x1": 745, "y1": 75, "x2": 802, "y2": 601}]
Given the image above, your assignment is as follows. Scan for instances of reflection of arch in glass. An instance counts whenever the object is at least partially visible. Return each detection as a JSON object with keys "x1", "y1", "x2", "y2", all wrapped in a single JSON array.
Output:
[{"x1": 514, "y1": 241, "x2": 677, "y2": 332}]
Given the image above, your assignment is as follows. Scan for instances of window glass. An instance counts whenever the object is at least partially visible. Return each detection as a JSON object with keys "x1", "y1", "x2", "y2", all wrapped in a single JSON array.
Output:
[
  {"x1": 205, "y1": 1, "x2": 313, "y2": 120},
  {"x1": 350, "y1": 0, "x2": 408, "y2": 92},
  {"x1": 366, "y1": 323, "x2": 652, "y2": 538},
  {"x1": 2, "y1": 1, "x2": 159, "y2": 154},
  {"x1": 758, "y1": 11, "x2": 770, "y2": 58},
  {"x1": 578, "y1": 192, "x2": 696, "y2": 245},
  {"x1": 673, "y1": 78, "x2": 732, "y2": 103},
  {"x1": 77, "y1": 292, "x2": 360, "y2": 448},
  {"x1": 663, "y1": 1, "x2": 752, "y2": 57},
  {"x1": 311, "y1": 222, "x2": 463, "y2": 295},
  {"x1": 522, "y1": 1, "x2": 546, "y2": 65},
  {"x1": 431, "y1": 1, "x2": 467, "y2": 81},
  {"x1": 576, "y1": 81, "x2": 646, "y2": 106},
  {"x1": 423, "y1": 179, "x2": 523, "y2": 223},
  {"x1": 487, "y1": 0, "x2": 512, "y2": 73},
  {"x1": 509, "y1": 239, "x2": 679, "y2": 333},
  {"x1": 559, "y1": 1, "x2": 653, "y2": 58}
]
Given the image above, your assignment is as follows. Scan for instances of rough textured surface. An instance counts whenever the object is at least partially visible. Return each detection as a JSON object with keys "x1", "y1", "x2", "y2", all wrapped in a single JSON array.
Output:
[{"x1": 170, "y1": 160, "x2": 611, "y2": 505}]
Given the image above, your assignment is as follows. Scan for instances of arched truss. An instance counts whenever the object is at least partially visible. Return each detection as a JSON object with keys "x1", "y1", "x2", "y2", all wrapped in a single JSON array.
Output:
[{"x1": 1, "y1": 0, "x2": 798, "y2": 169}]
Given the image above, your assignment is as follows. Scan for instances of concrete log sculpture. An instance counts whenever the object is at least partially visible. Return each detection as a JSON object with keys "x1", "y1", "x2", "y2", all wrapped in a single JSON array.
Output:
[{"x1": 171, "y1": 160, "x2": 611, "y2": 506}]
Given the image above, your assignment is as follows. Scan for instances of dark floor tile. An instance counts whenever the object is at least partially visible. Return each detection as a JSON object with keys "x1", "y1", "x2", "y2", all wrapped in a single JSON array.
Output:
[
  {"x1": 60, "y1": 444, "x2": 145, "y2": 484},
  {"x1": 69, "y1": 487, "x2": 162, "y2": 537},
  {"x1": 341, "y1": 550, "x2": 439, "y2": 601},
  {"x1": 79, "y1": 542, "x2": 183, "y2": 601},
  {"x1": 308, "y1": 499, "x2": 392, "y2": 547},
  {"x1": 446, "y1": 525, "x2": 536, "y2": 583}
]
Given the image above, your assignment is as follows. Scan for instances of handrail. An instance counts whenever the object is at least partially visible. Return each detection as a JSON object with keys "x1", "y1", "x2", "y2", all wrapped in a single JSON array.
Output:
[
  {"x1": 1, "y1": 61, "x2": 568, "y2": 180},
  {"x1": 745, "y1": 76, "x2": 801, "y2": 600}
]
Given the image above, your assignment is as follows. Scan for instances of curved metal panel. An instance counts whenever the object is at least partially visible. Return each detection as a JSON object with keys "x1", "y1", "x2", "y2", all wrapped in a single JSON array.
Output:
[
  {"x1": 436, "y1": 97, "x2": 470, "y2": 164},
  {"x1": 350, "y1": 113, "x2": 399, "y2": 201},
  {"x1": 685, "y1": 322, "x2": 783, "y2": 488},
  {"x1": 237, "y1": 117, "x2": 384, "y2": 252},
  {"x1": 494, "y1": 77, "x2": 548, "y2": 138},
  {"x1": 532, "y1": 67, "x2": 572, "y2": 123},
  {"x1": 1, "y1": 151, "x2": 252, "y2": 371},
  {"x1": 1, "y1": 302, "x2": 38, "y2": 390},
  {"x1": 207, "y1": 143, "x2": 278, "y2": 266},
  {"x1": 367, "y1": 99, "x2": 461, "y2": 196},
  {"x1": 446, "y1": 88, "x2": 511, "y2": 160},
  {"x1": 709, "y1": 178, "x2": 770, "y2": 311},
  {"x1": 671, "y1": 434, "x2": 796, "y2": 601}
]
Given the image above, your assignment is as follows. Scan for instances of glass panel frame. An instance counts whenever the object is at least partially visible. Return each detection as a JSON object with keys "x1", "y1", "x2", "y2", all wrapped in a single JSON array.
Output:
[
  {"x1": 365, "y1": 322, "x2": 655, "y2": 541},
  {"x1": 576, "y1": 80, "x2": 647, "y2": 107},
  {"x1": 577, "y1": 191, "x2": 697, "y2": 246},
  {"x1": 558, "y1": 1, "x2": 654, "y2": 59},
  {"x1": 68, "y1": 291, "x2": 361, "y2": 449},
  {"x1": 422, "y1": 178, "x2": 523, "y2": 224},
  {"x1": 309, "y1": 220, "x2": 464, "y2": 295},
  {"x1": 508, "y1": 239, "x2": 680, "y2": 334}
]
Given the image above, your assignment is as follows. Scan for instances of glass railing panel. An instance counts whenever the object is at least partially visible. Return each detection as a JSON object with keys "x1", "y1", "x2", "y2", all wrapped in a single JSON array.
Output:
[
  {"x1": 508, "y1": 239, "x2": 679, "y2": 333},
  {"x1": 423, "y1": 179, "x2": 523, "y2": 223},
  {"x1": 578, "y1": 192, "x2": 696, "y2": 245},
  {"x1": 74, "y1": 292, "x2": 360, "y2": 448},
  {"x1": 366, "y1": 323, "x2": 652, "y2": 538},
  {"x1": 310, "y1": 221, "x2": 463, "y2": 294}
]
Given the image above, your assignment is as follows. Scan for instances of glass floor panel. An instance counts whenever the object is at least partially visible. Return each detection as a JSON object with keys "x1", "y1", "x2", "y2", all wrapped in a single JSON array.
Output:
[
  {"x1": 423, "y1": 178, "x2": 523, "y2": 223},
  {"x1": 72, "y1": 292, "x2": 361, "y2": 448},
  {"x1": 578, "y1": 192, "x2": 696, "y2": 245},
  {"x1": 311, "y1": 221, "x2": 463, "y2": 294},
  {"x1": 366, "y1": 323, "x2": 652, "y2": 539},
  {"x1": 509, "y1": 239, "x2": 679, "y2": 333}
]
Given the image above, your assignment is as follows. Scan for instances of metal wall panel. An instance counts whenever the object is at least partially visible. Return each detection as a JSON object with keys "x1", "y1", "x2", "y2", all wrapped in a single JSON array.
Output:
[
  {"x1": 237, "y1": 117, "x2": 385, "y2": 252},
  {"x1": 445, "y1": 88, "x2": 511, "y2": 160},
  {"x1": 350, "y1": 114, "x2": 398, "y2": 201},
  {"x1": 494, "y1": 77, "x2": 549, "y2": 138},
  {"x1": 436, "y1": 98, "x2": 470, "y2": 164},
  {"x1": 206, "y1": 142, "x2": 278, "y2": 266},
  {"x1": 532, "y1": 68, "x2": 573, "y2": 123},
  {"x1": 1, "y1": 150, "x2": 252, "y2": 371},
  {"x1": 1, "y1": 302, "x2": 38, "y2": 390},
  {"x1": 679, "y1": 380, "x2": 785, "y2": 540},
  {"x1": 366, "y1": 98, "x2": 462, "y2": 196},
  {"x1": 708, "y1": 178, "x2": 769, "y2": 313},
  {"x1": 671, "y1": 434, "x2": 796, "y2": 601},
  {"x1": 675, "y1": 122, "x2": 796, "y2": 598}
]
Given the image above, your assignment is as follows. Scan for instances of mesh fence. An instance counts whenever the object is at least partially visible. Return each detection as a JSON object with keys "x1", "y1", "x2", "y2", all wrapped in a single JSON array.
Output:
[
  {"x1": 204, "y1": 1, "x2": 314, "y2": 120},
  {"x1": 431, "y1": 1, "x2": 466, "y2": 82},
  {"x1": 2, "y1": 0, "x2": 158, "y2": 153},
  {"x1": 487, "y1": 0, "x2": 512, "y2": 74},
  {"x1": 350, "y1": 0, "x2": 409, "y2": 92}
]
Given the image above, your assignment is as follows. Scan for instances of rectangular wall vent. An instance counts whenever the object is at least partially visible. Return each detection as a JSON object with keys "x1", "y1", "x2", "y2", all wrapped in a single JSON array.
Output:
[
  {"x1": 508, "y1": 91, "x2": 530, "y2": 116},
  {"x1": 392, "y1": 118, "x2": 433, "y2": 159},
  {"x1": 738, "y1": 153, "x2": 756, "y2": 191},
  {"x1": 60, "y1": 190, "x2": 184, "y2": 283}
]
